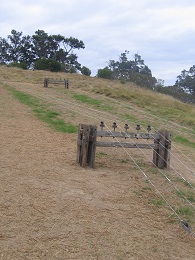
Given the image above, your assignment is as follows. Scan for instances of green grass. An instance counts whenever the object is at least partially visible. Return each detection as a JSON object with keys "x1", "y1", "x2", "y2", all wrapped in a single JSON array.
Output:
[
  {"x1": 148, "y1": 198, "x2": 166, "y2": 207},
  {"x1": 176, "y1": 206, "x2": 194, "y2": 217},
  {"x1": 141, "y1": 186, "x2": 153, "y2": 191},
  {"x1": 123, "y1": 114, "x2": 137, "y2": 122},
  {"x1": 173, "y1": 135, "x2": 195, "y2": 148},
  {"x1": 6, "y1": 87, "x2": 77, "y2": 133},
  {"x1": 72, "y1": 93, "x2": 114, "y2": 112},
  {"x1": 120, "y1": 159, "x2": 129, "y2": 164},
  {"x1": 96, "y1": 151, "x2": 107, "y2": 158},
  {"x1": 175, "y1": 190, "x2": 195, "y2": 203},
  {"x1": 73, "y1": 93, "x2": 101, "y2": 107},
  {"x1": 174, "y1": 177, "x2": 195, "y2": 188}
]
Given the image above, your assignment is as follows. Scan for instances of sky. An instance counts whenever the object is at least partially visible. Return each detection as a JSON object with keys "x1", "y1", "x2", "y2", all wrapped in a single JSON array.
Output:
[{"x1": 1, "y1": 0, "x2": 195, "y2": 86}]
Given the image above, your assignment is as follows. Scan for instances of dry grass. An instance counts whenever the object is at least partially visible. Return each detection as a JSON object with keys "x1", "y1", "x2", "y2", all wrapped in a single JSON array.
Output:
[{"x1": 0, "y1": 66, "x2": 195, "y2": 259}]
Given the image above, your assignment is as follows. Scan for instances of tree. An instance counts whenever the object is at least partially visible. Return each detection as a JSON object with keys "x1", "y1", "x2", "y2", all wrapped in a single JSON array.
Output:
[
  {"x1": 107, "y1": 51, "x2": 156, "y2": 89},
  {"x1": 0, "y1": 37, "x2": 9, "y2": 63},
  {"x1": 32, "y1": 30, "x2": 85, "y2": 72},
  {"x1": 176, "y1": 65, "x2": 195, "y2": 95},
  {"x1": 0, "y1": 29, "x2": 85, "y2": 72},
  {"x1": 7, "y1": 30, "x2": 23, "y2": 62},
  {"x1": 19, "y1": 35, "x2": 34, "y2": 66},
  {"x1": 32, "y1": 30, "x2": 50, "y2": 59}
]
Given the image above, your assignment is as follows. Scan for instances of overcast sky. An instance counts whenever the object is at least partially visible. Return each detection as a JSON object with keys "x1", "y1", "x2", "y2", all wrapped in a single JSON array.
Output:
[{"x1": 1, "y1": 0, "x2": 195, "y2": 85}]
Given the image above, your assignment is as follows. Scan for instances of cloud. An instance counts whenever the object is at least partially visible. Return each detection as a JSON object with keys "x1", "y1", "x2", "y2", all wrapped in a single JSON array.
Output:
[{"x1": 1, "y1": 0, "x2": 195, "y2": 85}]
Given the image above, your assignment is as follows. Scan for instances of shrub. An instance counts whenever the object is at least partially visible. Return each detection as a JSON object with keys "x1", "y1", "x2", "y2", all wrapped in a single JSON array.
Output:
[
  {"x1": 97, "y1": 67, "x2": 113, "y2": 79},
  {"x1": 8, "y1": 62, "x2": 28, "y2": 70},
  {"x1": 81, "y1": 66, "x2": 91, "y2": 76},
  {"x1": 34, "y1": 58, "x2": 62, "y2": 72}
]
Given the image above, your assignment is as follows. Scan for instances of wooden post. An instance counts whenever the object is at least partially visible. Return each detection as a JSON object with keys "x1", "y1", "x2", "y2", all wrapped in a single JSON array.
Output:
[
  {"x1": 158, "y1": 131, "x2": 166, "y2": 169},
  {"x1": 153, "y1": 131, "x2": 171, "y2": 168},
  {"x1": 77, "y1": 124, "x2": 171, "y2": 169},
  {"x1": 153, "y1": 137, "x2": 159, "y2": 167},
  {"x1": 44, "y1": 78, "x2": 48, "y2": 87},
  {"x1": 64, "y1": 79, "x2": 69, "y2": 89},
  {"x1": 77, "y1": 124, "x2": 90, "y2": 167},
  {"x1": 87, "y1": 125, "x2": 97, "y2": 168},
  {"x1": 164, "y1": 131, "x2": 172, "y2": 168}
]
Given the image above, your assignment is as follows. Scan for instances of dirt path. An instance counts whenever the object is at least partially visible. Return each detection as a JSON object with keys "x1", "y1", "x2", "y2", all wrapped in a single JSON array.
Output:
[{"x1": 0, "y1": 85, "x2": 195, "y2": 259}]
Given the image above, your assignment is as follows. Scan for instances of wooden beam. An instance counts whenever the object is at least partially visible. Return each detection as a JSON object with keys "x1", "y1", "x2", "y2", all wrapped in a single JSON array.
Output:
[
  {"x1": 97, "y1": 130, "x2": 159, "y2": 140},
  {"x1": 96, "y1": 141, "x2": 157, "y2": 149}
]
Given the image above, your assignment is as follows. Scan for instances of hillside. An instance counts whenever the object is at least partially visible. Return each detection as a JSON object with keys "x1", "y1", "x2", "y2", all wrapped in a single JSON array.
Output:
[{"x1": 0, "y1": 66, "x2": 195, "y2": 259}]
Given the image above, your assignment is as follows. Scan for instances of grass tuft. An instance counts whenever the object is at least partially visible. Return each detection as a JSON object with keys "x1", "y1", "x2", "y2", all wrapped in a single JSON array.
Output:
[
  {"x1": 148, "y1": 198, "x2": 166, "y2": 207},
  {"x1": 175, "y1": 190, "x2": 195, "y2": 203},
  {"x1": 176, "y1": 206, "x2": 194, "y2": 217}
]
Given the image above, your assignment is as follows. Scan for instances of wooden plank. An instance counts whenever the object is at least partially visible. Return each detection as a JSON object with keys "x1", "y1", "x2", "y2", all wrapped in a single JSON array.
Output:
[
  {"x1": 97, "y1": 130, "x2": 159, "y2": 140},
  {"x1": 96, "y1": 141, "x2": 157, "y2": 149},
  {"x1": 48, "y1": 80, "x2": 65, "y2": 83}
]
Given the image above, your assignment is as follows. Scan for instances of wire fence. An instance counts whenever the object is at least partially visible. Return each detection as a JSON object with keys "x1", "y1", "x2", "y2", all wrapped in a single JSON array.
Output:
[{"x1": 3, "y1": 82, "x2": 195, "y2": 235}]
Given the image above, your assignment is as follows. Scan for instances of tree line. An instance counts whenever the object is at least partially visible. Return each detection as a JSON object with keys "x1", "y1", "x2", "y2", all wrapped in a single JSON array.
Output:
[
  {"x1": 1, "y1": 30, "x2": 195, "y2": 103},
  {"x1": 97, "y1": 51, "x2": 195, "y2": 103},
  {"x1": 0, "y1": 29, "x2": 91, "y2": 74},
  {"x1": 97, "y1": 50, "x2": 157, "y2": 89}
]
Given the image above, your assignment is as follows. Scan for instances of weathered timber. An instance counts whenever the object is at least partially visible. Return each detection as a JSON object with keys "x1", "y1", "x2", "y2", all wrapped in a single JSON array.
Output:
[
  {"x1": 97, "y1": 130, "x2": 159, "y2": 139},
  {"x1": 44, "y1": 78, "x2": 69, "y2": 88},
  {"x1": 87, "y1": 125, "x2": 97, "y2": 167},
  {"x1": 77, "y1": 124, "x2": 90, "y2": 167},
  {"x1": 153, "y1": 130, "x2": 172, "y2": 169},
  {"x1": 96, "y1": 141, "x2": 157, "y2": 149},
  {"x1": 77, "y1": 124, "x2": 171, "y2": 169},
  {"x1": 164, "y1": 131, "x2": 172, "y2": 168}
]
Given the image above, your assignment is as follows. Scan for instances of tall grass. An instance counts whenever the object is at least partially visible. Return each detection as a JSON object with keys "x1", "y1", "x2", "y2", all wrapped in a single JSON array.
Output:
[{"x1": 92, "y1": 83, "x2": 195, "y2": 128}]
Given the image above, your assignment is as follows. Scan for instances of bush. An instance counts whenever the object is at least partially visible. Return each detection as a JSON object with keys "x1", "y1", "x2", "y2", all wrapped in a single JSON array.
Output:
[
  {"x1": 8, "y1": 62, "x2": 28, "y2": 70},
  {"x1": 81, "y1": 66, "x2": 91, "y2": 76},
  {"x1": 34, "y1": 58, "x2": 62, "y2": 72},
  {"x1": 97, "y1": 67, "x2": 113, "y2": 79}
]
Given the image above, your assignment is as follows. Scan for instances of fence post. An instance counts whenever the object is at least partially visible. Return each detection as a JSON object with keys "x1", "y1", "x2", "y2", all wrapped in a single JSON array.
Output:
[
  {"x1": 87, "y1": 125, "x2": 97, "y2": 168},
  {"x1": 153, "y1": 131, "x2": 171, "y2": 169},
  {"x1": 164, "y1": 131, "x2": 172, "y2": 168},
  {"x1": 44, "y1": 78, "x2": 48, "y2": 87},
  {"x1": 77, "y1": 124, "x2": 90, "y2": 167},
  {"x1": 64, "y1": 79, "x2": 69, "y2": 89}
]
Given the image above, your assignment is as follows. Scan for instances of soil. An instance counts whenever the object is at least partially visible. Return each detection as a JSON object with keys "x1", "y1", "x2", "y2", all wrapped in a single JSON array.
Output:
[{"x1": 0, "y1": 83, "x2": 195, "y2": 260}]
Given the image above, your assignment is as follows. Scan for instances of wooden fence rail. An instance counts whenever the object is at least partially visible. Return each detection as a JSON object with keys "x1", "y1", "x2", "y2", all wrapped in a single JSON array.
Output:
[
  {"x1": 77, "y1": 124, "x2": 171, "y2": 169},
  {"x1": 44, "y1": 78, "x2": 69, "y2": 88}
]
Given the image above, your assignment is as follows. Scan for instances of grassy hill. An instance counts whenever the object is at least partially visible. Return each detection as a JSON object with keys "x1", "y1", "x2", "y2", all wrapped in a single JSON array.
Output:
[
  {"x1": 1, "y1": 65, "x2": 195, "y2": 259},
  {"x1": 1, "y1": 65, "x2": 195, "y2": 142}
]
